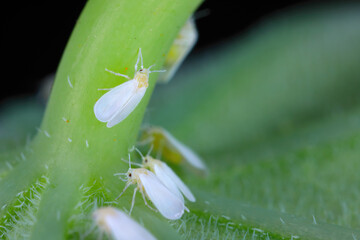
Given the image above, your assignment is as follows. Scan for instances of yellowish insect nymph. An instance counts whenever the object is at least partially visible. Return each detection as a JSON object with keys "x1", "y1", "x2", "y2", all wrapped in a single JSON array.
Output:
[
  {"x1": 158, "y1": 18, "x2": 198, "y2": 83},
  {"x1": 140, "y1": 126, "x2": 207, "y2": 171}
]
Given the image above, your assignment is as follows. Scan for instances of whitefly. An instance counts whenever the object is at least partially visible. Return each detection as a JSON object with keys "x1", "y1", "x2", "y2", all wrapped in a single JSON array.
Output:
[
  {"x1": 140, "y1": 126, "x2": 207, "y2": 171},
  {"x1": 115, "y1": 154, "x2": 186, "y2": 220},
  {"x1": 93, "y1": 207, "x2": 156, "y2": 240},
  {"x1": 94, "y1": 48, "x2": 165, "y2": 128},
  {"x1": 158, "y1": 18, "x2": 198, "y2": 83},
  {"x1": 133, "y1": 147, "x2": 196, "y2": 203}
]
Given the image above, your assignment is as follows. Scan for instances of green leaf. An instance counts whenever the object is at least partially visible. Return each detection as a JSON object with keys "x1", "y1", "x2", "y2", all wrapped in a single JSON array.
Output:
[{"x1": 148, "y1": 4, "x2": 360, "y2": 239}]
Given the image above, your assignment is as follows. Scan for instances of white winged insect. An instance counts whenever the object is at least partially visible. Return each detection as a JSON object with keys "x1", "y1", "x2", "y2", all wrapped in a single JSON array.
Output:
[
  {"x1": 140, "y1": 126, "x2": 207, "y2": 171},
  {"x1": 133, "y1": 147, "x2": 196, "y2": 202},
  {"x1": 94, "y1": 48, "x2": 165, "y2": 128},
  {"x1": 115, "y1": 155, "x2": 186, "y2": 220},
  {"x1": 158, "y1": 18, "x2": 198, "y2": 83},
  {"x1": 93, "y1": 207, "x2": 156, "y2": 240}
]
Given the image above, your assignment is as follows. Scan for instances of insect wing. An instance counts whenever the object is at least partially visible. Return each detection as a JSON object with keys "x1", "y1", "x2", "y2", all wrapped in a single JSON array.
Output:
[
  {"x1": 158, "y1": 18, "x2": 198, "y2": 83},
  {"x1": 139, "y1": 172, "x2": 185, "y2": 220},
  {"x1": 107, "y1": 86, "x2": 147, "y2": 127},
  {"x1": 156, "y1": 163, "x2": 195, "y2": 202},
  {"x1": 153, "y1": 163, "x2": 184, "y2": 202},
  {"x1": 94, "y1": 80, "x2": 137, "y2": 122},
  {"x1": 108, "y1": 209, "x2": 156, "y2": 240},
  {"x1": 162, "y1": 129, "x2": 207, "y2": 170},
  {"x1": 94, "y1": 207, "x2": 156, "y2": 240}
]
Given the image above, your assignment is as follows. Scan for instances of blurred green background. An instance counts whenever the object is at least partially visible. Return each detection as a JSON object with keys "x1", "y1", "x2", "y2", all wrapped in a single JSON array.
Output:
[
  {"x1": 145, "y1": 3, "x2": 360, "y2": 238},
  {"x1": 1, "y1": 2, "x2": 360, "y2": 239}
]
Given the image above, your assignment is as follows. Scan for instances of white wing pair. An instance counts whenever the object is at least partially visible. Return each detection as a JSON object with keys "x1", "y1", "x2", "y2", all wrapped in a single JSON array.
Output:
[
  {"x1": 161, "y1": 129, "x2": 206, "y2": 170},
  {"x1": 140, "y1": 126, "x2": 207, "y2": 171},
  {"x1": 93, "y1": 207, "x2": 156, "y2": 240},
  {"x1": 94, "y1": 49, "x2": 165, "y2": 128},
  {"x1": 135, "y1": 149, "x2": 196, "y2": 203},
  {"x1": 94, "y1": 80, "x2": 146, "y2": 128},
  {"x1": 139, "y1": 169, "x2": 186, "y2": 220},
  {"x1": 115, "y1": 166, "x2": 186, "y2": 220},
  {"x1": 153, "y1": 161, "x2": 195, "y2": 202}
]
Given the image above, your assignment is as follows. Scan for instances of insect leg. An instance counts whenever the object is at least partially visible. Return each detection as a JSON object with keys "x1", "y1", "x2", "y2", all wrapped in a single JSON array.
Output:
[
  {"x1": 118, "y1": 176, "x2": 128, "y2": 182},
  {"x1": 105, "y1": 68, "x2": 131, "y2": 79},
  {"x1": 129, "y1": 187, "x2": 138, "y2": 215},
  {"x1": 116, "y1": 182, "x2": 131, "y2": 200},
  {"x1": 185, "y1": 206, "x2": 190, "y2": 212},
  {"x1": 80, "y1": 221, "x2": 96, "y2": 240},
  {"x1": 140, "y1": 188, "x2": 158, "y2": 212}
]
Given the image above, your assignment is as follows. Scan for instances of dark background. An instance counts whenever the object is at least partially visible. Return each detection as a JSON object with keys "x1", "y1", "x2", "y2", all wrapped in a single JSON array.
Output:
[{"x1": 0, "y1": 0, "x2": 321, "y2": 104}]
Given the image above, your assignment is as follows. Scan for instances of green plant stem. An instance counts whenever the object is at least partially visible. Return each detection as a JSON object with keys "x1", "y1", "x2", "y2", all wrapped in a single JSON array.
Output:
[{"x1": 0, "y1": 0, "x2": 202, "y2": 239}]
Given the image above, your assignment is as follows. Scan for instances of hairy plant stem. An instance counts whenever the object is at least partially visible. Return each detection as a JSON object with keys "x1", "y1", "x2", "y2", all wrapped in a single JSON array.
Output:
[{"x1": 0, "y1": 0, "x2": 202, "y2": 239}]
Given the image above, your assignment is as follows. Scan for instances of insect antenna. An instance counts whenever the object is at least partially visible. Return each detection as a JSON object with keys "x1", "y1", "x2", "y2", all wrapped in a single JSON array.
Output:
[
  {"x1": 119, "y1": 157, "x2": 142, "y2": 167},
  {"x1": 134, "y1": 147, "x2": 145, "y2": 159},
  {"x1": 128, "y1": 153, "x2": 132, "y2": 169},
  {"x1": 148, "y1": 63, "x2": 166, "y2": 73},
  {"x1": 148, "y1": 64, "x2": 156, "y2": 70},
  {"x1": 149, "y1": 69, "x2": 166, "y2": 73},
  {"x1": 118, "y1": 177, "x2": 127, "y2": 182},
  {"x1": 140, "y1": 48, "x2": 144, "y2": 68},
  {"x1": 135, "y1": 48, "x2": 142, "y2": 72},
  {"x1": 146, "y1": 144, "x2": 154, "y2": 157},
  {"x1": 114, "y1": 173, "x2": 127, "y2": 176}
]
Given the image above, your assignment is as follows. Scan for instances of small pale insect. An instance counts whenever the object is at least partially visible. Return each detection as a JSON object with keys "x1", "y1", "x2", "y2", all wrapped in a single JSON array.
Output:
[
  {"x1": 115, "y1": 155, "x2": 186, "y2": 220},
  {"x1": 94, "y1": 48, "x2": 165, "y2": 128},
  {"x1": 139, "y1": 126, "x2": 207, "y2": 171},
  {"x1": 158, "y1": 18, "x2": 198, "y2": 83},
  {"x1": 134, "y1": 147, "x2": 195, "y2": 202},
  {"x1": 93, "y1": 207, "x2": 156, "y2": 240}
]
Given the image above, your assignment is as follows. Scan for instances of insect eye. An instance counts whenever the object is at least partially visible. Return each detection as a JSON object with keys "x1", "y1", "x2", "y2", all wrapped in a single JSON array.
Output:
[
  {"x1": 128, "y1": 173, "x2": 132, "y2": 177},
  {"x1": 140, "y1": 69, "x2": 143, "y2": 72}
]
